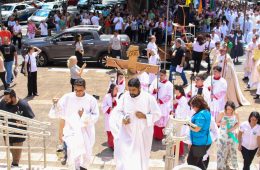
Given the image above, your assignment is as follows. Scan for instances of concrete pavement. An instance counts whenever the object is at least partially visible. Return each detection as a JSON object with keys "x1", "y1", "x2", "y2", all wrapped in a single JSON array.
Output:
[{"x1": 0, "y1": 58, "x2": 259, "y2": 169}]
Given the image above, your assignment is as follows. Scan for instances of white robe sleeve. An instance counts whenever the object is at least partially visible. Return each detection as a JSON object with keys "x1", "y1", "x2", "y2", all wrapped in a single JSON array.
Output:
[
  {"x1": 147, "y1": 94, "x2": 162, "y2": 127},
  {"x1": 48, "y1": 95, "x2": 67, "y2": 119},
  {"x1": 109, "y1": 95, "x2": 125, "y2": 139},
  {"x1": 81, "y1": 96, "x2": 99, "y2": 127},
  {"x1": 102, "y1": 94, "x2": 111, "y2": 114}
]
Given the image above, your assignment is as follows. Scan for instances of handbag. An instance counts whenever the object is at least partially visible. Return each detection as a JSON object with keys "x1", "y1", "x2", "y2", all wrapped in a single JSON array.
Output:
[{"x1": 21, "y1": 55, "x2": 31, "y2": 74}]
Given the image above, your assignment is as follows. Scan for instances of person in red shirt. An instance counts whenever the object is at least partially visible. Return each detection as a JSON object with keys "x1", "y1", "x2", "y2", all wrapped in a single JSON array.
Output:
[{"x1": 0, "y1": 26, "x2": 12, "y2": 45}]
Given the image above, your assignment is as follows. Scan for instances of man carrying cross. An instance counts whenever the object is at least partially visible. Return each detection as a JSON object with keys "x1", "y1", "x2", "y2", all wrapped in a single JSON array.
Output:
[
  {"x1": 109, "y1": 78, "x2": 161, "y2": 170},
  {"x1": 106, "y1": 45, "x2": 159, "y2": 88}
]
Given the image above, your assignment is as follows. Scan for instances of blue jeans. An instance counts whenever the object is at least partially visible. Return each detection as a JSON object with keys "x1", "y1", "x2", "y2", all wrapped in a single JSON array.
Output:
[
  {"x1": 4, "y1": 61, "x2": 13, "y2": 84},
  {"x1": 169, "y1": 65, "x2": 188, "y2": 85}
]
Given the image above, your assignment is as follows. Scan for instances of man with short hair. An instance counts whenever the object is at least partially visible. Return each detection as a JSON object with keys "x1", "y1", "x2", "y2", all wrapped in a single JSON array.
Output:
[
  {"x1": 186, "y1": 73, "x2": 211, "y2": 105},
  {"x1": 0, "y1": 89, "x2": 35, "y2": 167},
  {"x1": 149, "y1": 69, "x2": 173, "y2": 140},
  {"x1": 0, "y1": 37, "x2": 18, "y2": 87},
  {"x1": 205, "y1": 66, "x2": 227, "y2": 118},
  {"x1": 113, "y1": 13, "x2": 123, "y2": 34},
  {"x1": 49, "y1": 78, "x2": 99, "y2": 170},
  {"x1": 109, "y1": 78, "x2": 161, "y2": 170},
  {"x1": 169, "y1": 39, "x2": 188, "y2": 86},
  {"x1": 108, "y1": 31, "x2": 122, "y2": 58}
]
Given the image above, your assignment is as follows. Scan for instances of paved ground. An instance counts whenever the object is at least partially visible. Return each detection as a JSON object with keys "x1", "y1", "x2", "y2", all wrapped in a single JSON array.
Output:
[{"x1": 0, "y1": 54, "x2": 260, "y2": 169}]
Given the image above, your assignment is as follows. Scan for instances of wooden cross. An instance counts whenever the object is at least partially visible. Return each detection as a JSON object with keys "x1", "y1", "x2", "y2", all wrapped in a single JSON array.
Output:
[{"x1": 106, "y1": 45, "x2": 159, "y2": 82}]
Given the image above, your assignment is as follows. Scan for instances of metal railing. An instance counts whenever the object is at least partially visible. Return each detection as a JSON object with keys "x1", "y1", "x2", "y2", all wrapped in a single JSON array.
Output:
[{"x1": 0, "y1": 110, "x2": 51, "y2": 170}]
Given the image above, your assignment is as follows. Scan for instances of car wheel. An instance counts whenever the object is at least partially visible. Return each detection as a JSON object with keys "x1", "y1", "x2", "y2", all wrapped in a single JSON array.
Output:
[
  {"x1": 37, "y1": 52, "x2": 48, "y2": 67},
  {"x1": 98, "y1": 53, "x2": 110, "y2": 68}
]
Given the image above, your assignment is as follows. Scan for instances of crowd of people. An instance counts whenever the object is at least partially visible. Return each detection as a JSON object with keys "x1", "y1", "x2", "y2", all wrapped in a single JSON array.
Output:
[{"x1": 0, "y1": 0, "x2": 260, "y2": 169}]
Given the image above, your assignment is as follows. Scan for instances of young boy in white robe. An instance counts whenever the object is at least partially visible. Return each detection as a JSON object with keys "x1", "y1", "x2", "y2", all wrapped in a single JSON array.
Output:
[
  {"x1": 102, "y1": 84, "x2": 118, "y2": 149},
  {"x1": 108, "y1": 70, "x2": 125, "y2": 95},
  {"x1": 205, "y1": 66, "x2": 227, "y2": 119},
  {"x1": 149, "y1": 69, "x2": 173, "y2": 140},
  {"x1": 186, "y1": 73, "x2": 211, "y2": 106},
  {"x1": 49, "y1": 78, "x2": 99, "y2": 170},
  {"x1": 109, "y1": 78, "x2": 161, "y2": 170},
  {"x1": 171, "y1": 85, "x2": 191, "y2": 156}
]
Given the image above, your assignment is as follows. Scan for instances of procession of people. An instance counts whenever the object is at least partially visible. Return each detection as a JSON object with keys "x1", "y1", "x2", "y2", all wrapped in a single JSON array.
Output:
[{"x1": 0, "y1": 0, "x2": 260, "y2": 169}]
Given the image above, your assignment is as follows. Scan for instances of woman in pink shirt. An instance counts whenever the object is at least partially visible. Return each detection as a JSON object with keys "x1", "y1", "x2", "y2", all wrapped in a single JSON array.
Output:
[{"x1": 27, "y1": 20, "x2": 38, "y2": 39}]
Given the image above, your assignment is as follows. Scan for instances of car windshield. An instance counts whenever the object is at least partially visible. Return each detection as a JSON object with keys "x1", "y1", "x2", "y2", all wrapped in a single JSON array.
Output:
[
  {"x1": 79, "y1": 0, "x2": 87, "y2": 3},
  {"x1": 33, "y1": 10, "x2": 49, "y2": 17},
  {"x1": 95, "y1": 6, "x2": 105, "y2": 10},
  {"x1": 42, "y1": 4, "x2": 53, "y2": 9},
  {"x1": 1, "y1": 5, "x2": 14, "y2": 11}
]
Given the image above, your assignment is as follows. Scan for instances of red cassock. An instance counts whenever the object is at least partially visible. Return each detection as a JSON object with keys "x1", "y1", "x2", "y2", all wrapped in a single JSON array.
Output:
[
  {"x1": 153, "y1": 126, "x2": 164, "y2": 140},
  {"x1": 106, "y1": 99, "x2": 117, "y2": 149},
  {"x1": 107, "y1": 131, "x2": 114, "y2": 149}
]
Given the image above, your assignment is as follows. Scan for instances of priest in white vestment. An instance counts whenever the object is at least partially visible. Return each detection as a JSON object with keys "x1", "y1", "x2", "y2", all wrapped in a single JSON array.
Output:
[
  {"x1": 244, "y1": 36, "x2": 258, "y2": 83},
  {"x1": 213, "y1": 45, "x2": 250, "y2": 107},
  {"x1": 49, "y1": 78, "x2": 99, "y2": 170},
  {"x1": 250, "y1": 44, "x2": 260, "y2": 99},
  {"x1": 109, "y1": 78, "x2": 161, "y2": 170},
  {"x1": 149, "y1": 69, "x2": 173, "y2": 140}
]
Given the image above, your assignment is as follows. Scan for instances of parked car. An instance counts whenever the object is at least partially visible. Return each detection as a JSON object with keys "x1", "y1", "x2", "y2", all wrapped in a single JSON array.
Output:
[
  {"x1": 1, "y1": 3, "x2": 36, "y2": 23},
  {"x1": 77, "y1": 0, "x2": 91, "y2": 10},
  {"x1": 44, "y1": 0, "x2": 64, "y2": 6},
  {"x1": 28, "y1": 9, "x2": 57, "y2": 26},
  {"x1": 67, "y1": 5, "x2": 79, "y2": 16},
  {"x1": 41, "y1": 2, "x2": 60, "y2": 10},
  {"x1": 22, "y1": 25, "x2": 130, "y2": 67},
  {"x1": 89, "y1": 4, "x2": 106, "y2": 14}
]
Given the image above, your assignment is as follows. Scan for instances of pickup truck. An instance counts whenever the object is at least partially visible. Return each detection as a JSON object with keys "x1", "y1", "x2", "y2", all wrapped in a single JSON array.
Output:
[{"x1": 22, "y1": 25, "x2": 130, "y2": 67}]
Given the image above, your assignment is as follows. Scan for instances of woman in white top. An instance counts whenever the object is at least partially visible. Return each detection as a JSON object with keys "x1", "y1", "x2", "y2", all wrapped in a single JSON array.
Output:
[
  {"x1": 67, "y1": 56, "x2": 86, "y2": 92},
  {"x1": 148, "y1": 49, "x2": 160, "y2": 84},
  {"x1": 147, "y1": 35, "x2": 158, "y2": 58},
  {"x1": 24, "y1": 46, "x2": 41, "y2": 97},
  {"x1": 238, "y1": 111, "x2": 260, "y2": 170},
  {"x1": 13, "y1": 20, "x2": 22, "y2": 50},
  {"x1": 74, "y1": 34, "x2": 84, "y2": 67},
  {"x1": 192, "y1": 35, "x2": 206, "y2": 74},
  {"x1": 0, "y1": 52, "x2": 7, "y2": 89}
]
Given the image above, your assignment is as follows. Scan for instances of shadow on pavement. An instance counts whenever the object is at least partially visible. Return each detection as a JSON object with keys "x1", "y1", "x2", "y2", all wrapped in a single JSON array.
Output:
[
  {"x1": 96, "y1": 146, "x2": 114, "y2": 162},
  {"x1": 151, "y1": 139, "x2": 166, "y2": 152}
]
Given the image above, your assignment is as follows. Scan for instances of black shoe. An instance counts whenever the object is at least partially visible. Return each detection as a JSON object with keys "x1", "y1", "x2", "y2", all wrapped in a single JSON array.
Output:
[
  {"x1": 242, "y1": 77, "x2": 249, "y2": 81},
  {"x1": 254, "y1": 95, "x2": 260, "y2": 99},
  {"x1": 247, "y1": 85, "x2": 250, "y2": 89},
  {"x1": 80, "y1": 167, "x2": 87, "y2": 170},
  {"x1": 11, "y1": 163, "x2": 19, "y2": 167},
  {"x1": 61, "y1": 157, "x2": 67, "y2": 165}
]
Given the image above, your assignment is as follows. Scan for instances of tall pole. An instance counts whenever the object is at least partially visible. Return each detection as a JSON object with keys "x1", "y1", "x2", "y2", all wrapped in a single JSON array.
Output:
[
  {"x1": 164, "y1": 0, "x2": 170, "y2": 69},
  {"x1": 243, "y1": 1, "x2": 247, "y2": 34},
  {"x1": 0, "y1": 2, "x2": 2, "y2": 26}
]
